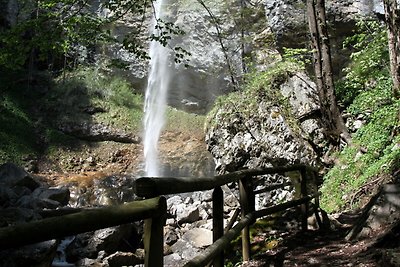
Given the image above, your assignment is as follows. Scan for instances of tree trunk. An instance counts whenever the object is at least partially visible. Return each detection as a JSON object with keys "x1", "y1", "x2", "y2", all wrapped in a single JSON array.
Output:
[
  {"x1": 306, "y1": 0, "x2": 351, "y2": 143},
  {"x1": 383, "y1": 0, "x2": 400, "y2": 99}
]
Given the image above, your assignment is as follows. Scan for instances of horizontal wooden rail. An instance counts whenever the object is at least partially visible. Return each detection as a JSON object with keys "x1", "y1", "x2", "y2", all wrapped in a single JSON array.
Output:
[
  {"x1": 184, "y1": 213, "x2": 255, "y2": 267},
  {"x1": 184, "y1": 193, "x2": 319, "y2": 267},
  {"x1": 253, "y1": 182, "x2": 292, "y2": 195},
  {"x1": 254, "y1": 194, "x2": 318, "y2": 219},
  {"x1": 0, "y1": 197, "x2": 166, "y2": 250},
  {"x1": 135, "y1": 165, "x2": 312, "y2": 198},
  {"x1": 0, "y1": 165, "x2": 319, "y2": 267}
]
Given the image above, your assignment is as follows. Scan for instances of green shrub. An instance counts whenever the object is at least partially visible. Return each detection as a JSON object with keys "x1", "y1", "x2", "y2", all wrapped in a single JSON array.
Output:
[
  {"x1": 321, "y1": 98, "x2": 399, "y2": 212},
  {"x1": 320, "y1": 20, "x2": 399, "y2": 213},
  {"x1": 206, "y1": 60, "x2": 302, "y2": 130},
  {"x1": 336, "y1": 20, "x2": 389, "y2": 105}
]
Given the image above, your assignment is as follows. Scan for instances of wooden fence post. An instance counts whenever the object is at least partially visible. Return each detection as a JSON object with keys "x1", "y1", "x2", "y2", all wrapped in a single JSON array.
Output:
[
  {"x1": 300, "y1": 167, "x2": 309, "y2": 231},
  {"x1": 239, "y1": 176, "x2": 254, "y2": 262},
  {"x1": 144, "y1": 196, "x2": 167, "y2": 267},
  {"x1": 212, "y1": 186, "x2": 224, "y2": 267}
]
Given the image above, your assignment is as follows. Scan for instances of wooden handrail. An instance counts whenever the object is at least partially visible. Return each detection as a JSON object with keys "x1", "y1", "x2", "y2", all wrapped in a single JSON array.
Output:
[
  {"x1": 135, "y1": 164, "x2": 313, "y2": 198},
  {"x1": 0, "y1": 197, "x2": 166, "y2": 250},
  {"x1": 253, "y1": 182, "x2": 292, "y2": 195},
  {"x1": 184, "y1": 213, "x2": 256, "y2": 267},
  {"x1": 0, "y1": 165, "x2": 319, "y2": 267},
  {"x1": 254, "y1": 193, "x2": 319, "y2": 219},
  {"x1": 184, "y1": 193, "x2": 319, "y2": 267}
]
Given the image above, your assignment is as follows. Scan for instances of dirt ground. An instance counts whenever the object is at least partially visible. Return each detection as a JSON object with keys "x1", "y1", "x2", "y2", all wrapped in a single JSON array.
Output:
[
  {"x1": 35, "y1": 130, "x2": 213, "y2": 186},
  {"x1": 241, "y1": 211, "x2": 398, "y2": 267}
]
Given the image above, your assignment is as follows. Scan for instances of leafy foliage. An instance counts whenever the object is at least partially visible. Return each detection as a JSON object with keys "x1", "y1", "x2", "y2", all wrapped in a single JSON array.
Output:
[
  {"x1": 47, "y1": 67, "x2": 143, "y2": 131},
  {"x1": 320, "y1": 20, "x2": 399, "y2": 213},
  {"x1": 336, "y1": 20, "x2": 389, "y2": 105},
  {"x1": 320, "y1": 101, "x2": 399, "y2": 212},
  {"x1": 0, "y1": 0, "x2": 189, "y2": 70},
  {"x1": 282, "y1": 47, "x2": 312, "y2": 68},
  {"x1": 0, "y1": 0, "x2": 111, "y2": 69}
]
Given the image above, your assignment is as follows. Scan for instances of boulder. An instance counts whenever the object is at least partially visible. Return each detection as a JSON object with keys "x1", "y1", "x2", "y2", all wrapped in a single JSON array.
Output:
[
  {"x1": 104, "y1": 251, "x2": 143, "y2": 267},
  {"x1": 164, "y1": 226, "x2": 179, "y2": 246},
  {"x1": 66, "y1": 224, "x2": 139, "y2": 261},
  {"x1": 206, "y1": 72, "x2": 320, "y2": 174},
  {"x1": 0, "y1": 240, "x2": 58, "y2": 267},
  {"x1": 164, "y1": 252, "x2": 183, "y2": 267},
  {"x1": 0, "y1": 162, "x2": 40, "y2": 190},
  {"x1": 181, "y1": 228, "x2": 213, "y2": 248},
  {"x1": 347, "y1": 184, "x2": 400, "y2": 240},
  {"x1": 170, "y1": 239, "x2": 200, "y2": 261},
  {"x1": 33, "y1": 187, "x2": 70, "y2": 206}
]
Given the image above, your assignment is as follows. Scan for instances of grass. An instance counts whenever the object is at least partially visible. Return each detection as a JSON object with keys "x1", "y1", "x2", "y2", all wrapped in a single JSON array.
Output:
[
  {"x1": 0, "y1": 74, "x2": 43, "y2": 164},
  {"x1": 47, "y1": 67, "x2": 144, "y2": 132},
  {"x1": 0, "y1": 67, "x2": 143, "y2": 164},
  {"x1": 165, "y1": 107, "x2": 206, "y2": 136}
]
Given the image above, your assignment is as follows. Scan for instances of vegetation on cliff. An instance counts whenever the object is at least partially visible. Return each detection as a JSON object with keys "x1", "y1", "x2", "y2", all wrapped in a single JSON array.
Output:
[
  {"x1": 320, "y1": 21, "x2": 400, "y2": 212},
  {"x1": 206, "y1": 59, "x2": 303, "y2": 130},
  {"x1": 0, "y1": 67, "x2": 141, "y2": 165}
]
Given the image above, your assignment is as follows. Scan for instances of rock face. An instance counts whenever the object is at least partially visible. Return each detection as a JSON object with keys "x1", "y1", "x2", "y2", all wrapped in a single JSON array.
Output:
[
  {"x1": 57, "y1": 121, "x2": 141, "y2": 144},
  {"x1": 264, "y1": 0, "x2": 383, "y2": 75},
  {"x1": 205, "y1": 68, "x2": 323, "y2": 207},
  {"x1": 205, "y1": 70, "x2": 321, "y2": 173},
  {"x1": 113, "y1": 0, "x2": 384, "y2": 111},
  {"x1": 98, "y1": 0, "x2": 266, "y2": 113}
]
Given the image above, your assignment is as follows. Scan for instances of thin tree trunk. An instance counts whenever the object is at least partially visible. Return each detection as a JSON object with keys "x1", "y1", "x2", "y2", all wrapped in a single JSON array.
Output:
[
  {"x1": 383, "y1": 0, "x2": 400, "y2": 98},
  {"x1": 197, "y1": 0, "x2": 238, "y2": 90},
  {"x1": 240, "y1": 0, "x2": 247, "y2": 74},
  {"x1": 307, "y1": 0, "x2": 351, "y2": 143}
]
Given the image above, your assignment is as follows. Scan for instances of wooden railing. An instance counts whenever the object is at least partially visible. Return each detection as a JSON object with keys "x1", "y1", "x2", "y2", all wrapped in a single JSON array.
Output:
[
  {"x1": 135, "y1": 164, "x2": 320, "y2": 267},
  {"x1": 0, "y1": 197, "x2": 167, "y2": 267},
  {"x1": 0, "y1": 165, "x2": 320, "y2": 267}
]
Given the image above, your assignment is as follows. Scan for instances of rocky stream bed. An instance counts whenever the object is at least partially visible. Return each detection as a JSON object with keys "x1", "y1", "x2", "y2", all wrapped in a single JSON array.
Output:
[{"x1": 2, "y1": 154, "x2": 400, "y2": 267}]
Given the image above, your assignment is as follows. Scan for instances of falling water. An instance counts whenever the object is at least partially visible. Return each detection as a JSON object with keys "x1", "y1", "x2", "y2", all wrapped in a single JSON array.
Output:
[{"x1": 143, "y1": 0, "x2": 171, "y2": 177}]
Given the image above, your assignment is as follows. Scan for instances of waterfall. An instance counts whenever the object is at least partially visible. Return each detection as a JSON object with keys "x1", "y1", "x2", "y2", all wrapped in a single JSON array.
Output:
[{"x1": 143, "y1": 0, "x2": 171, "y2": 177}]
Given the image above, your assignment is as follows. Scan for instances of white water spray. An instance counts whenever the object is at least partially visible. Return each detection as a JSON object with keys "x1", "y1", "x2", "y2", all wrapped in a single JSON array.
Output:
[{"x1": 143, "y1": 0, "x2": 171, "y2": 177}]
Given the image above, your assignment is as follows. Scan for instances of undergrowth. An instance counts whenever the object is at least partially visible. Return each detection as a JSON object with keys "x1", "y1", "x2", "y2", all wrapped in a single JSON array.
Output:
[
  {"x1": 320, "y1": 21, "x2": 400, "y2": 213},
  {"x1": 47, "y1": 67, "x2": 143, "y2": 132},
  {"x1": 206, "y1": 60, "x2": 302, "y2": 130},
  {"x1": 0, "y1": 67, "x2": 145, "y2": 164},
  {"x1": 0, "y1": 90, "x2": 38, "y2": 164}
]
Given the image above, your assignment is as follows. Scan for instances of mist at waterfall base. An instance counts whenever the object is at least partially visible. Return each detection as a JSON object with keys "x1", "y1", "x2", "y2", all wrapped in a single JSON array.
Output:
[{"x1": 143, "y1": 0, "x2": 171, "y2": 177}]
